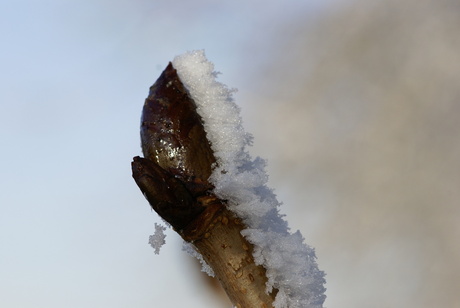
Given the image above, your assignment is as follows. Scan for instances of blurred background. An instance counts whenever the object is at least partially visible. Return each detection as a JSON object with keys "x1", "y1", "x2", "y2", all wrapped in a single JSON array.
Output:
[{"x1": 1, "y1": 0, "x2": 459, "y2": 307}]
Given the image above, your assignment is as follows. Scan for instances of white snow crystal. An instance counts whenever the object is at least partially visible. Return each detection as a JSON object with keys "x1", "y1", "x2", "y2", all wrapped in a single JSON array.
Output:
[
  {"x1": 172, "y1": 50, "x2": 326, "y2": 308},
  {"x1": 182, "y1": 242, "x2": 215, "y2": 277},
  {"x1": 149, "y1": 223, "x2": 167, "y2": 255}
]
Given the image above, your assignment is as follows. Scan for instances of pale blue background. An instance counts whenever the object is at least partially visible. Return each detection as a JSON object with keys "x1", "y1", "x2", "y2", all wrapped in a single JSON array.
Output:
[{"x1": 0, "y1": 1, "x2": 335, "y2": 307}]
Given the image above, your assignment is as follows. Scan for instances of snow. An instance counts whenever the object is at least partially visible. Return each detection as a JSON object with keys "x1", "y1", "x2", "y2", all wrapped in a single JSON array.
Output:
[
  {"x1": 182, "y1": 242, "x2": 215, "y2": 277},
  {"x1": 172, "y1": 50, "x2": 326, "y2": 308},
  {"x1": 149, "y1": 223, "x2": 167, "y2": 255}
]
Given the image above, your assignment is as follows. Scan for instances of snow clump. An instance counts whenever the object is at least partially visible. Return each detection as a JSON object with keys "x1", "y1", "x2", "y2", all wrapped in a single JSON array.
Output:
[{"x1": 149, "y1": 223, "x2": 167, "y2": 255}]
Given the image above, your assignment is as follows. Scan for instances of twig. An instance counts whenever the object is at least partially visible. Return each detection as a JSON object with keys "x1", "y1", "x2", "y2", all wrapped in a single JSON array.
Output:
[{"x1": 132, "y1": 63, "x2": 276, "y2": 307}]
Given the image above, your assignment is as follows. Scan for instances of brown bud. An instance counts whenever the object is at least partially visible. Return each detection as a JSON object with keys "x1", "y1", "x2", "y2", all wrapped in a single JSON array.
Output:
[
  {"x1": 132, "y1": 62, "x2": 217, "y2": 230},
  {"x1": 140, "y1": 62, "x2": 216, "y2": 185},
  {"x1": 132, "y1": 156, "x2": 205, "y2": 230}
]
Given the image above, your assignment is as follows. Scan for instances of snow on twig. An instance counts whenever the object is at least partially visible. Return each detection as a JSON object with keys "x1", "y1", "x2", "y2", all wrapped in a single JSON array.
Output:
[{"x1": 172, "y1": 50, "x2": 326, "y2": 308}]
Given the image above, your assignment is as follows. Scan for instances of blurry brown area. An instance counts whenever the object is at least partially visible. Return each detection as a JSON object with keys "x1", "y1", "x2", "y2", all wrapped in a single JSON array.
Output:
[{"x1": 240, "y1": 0, "x2": 459, "y2": 307}]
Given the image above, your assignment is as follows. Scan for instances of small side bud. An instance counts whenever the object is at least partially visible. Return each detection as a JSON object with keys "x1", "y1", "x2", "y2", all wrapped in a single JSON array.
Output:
[{"x1": 132, "y1": 156, "x2": 205, "y2": 230}]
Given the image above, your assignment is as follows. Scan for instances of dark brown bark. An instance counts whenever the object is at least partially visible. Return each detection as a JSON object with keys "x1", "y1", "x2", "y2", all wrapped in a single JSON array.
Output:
[{"x1": 131, "y1": 63, "x2": 276, "y2": 307}]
